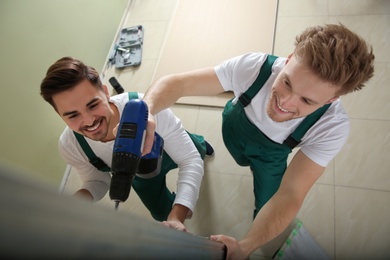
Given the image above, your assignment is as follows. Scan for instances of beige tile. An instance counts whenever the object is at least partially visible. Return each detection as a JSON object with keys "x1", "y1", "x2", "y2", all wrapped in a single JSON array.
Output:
[
  {"x1": 329, "y1": 14, "x2": 390, "y2": 62},
  {"x1": 184, "y1": 171, "x2": 254, "y2": 238},
  {"x1": 328, "y1": 0, "x2": 390, "y2": 15},
  {"x1": 170, "y1": 104, "x2": 200, "y2": 133},
  {"x1": 274, "y1": 16, "x2": 329, "y2": 56},
  {"x1": 125, "y1": 0, "x2": 178, "y2": 22},
  {"x1": 297, "y1": 183, "x2": 335, "y2": 259},
  {"x1": 335, "y1": 119, "x2": 390, "y2": 191},
  {"x1": 335, "y1": 186, "x2": 390, "y2": 259},
  {"x1": 134, "y1": 21, "x2": 172, "y2": 60},
  {"x1": 278, "y1": 0, "x2": 328, "y2": 17},
  {"x1": 341, "y1": 62, "x2": 390, "y2": 121}
]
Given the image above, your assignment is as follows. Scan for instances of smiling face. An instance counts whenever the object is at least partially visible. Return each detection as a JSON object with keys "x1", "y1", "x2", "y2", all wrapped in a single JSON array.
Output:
[
  {"x1": 52, "y1": 79, "x2": 118, "y2": 142},
  {"x1": 266, "y1": 55, "x2": 340, "y2": 122}
]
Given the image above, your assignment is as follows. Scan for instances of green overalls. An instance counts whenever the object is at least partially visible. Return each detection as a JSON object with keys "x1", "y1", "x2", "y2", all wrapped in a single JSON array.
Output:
[
  {"x1": 74, "y1": 92, "x2": 207, "y2": 221},
  {"x1": 222, "y1": 55, "x2": 330, "y2": 219}
]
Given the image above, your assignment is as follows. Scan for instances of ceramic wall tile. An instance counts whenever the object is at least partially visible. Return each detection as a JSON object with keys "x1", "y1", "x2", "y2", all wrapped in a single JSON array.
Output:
[
  {"x1": 335, "y1": 119, "x2": 390, "y2": 191},
  {"x1": 274, "y1": 16, "x2": 329, "y2": 56},
  {"x1": 184, "y1": 171, "x2": 254, "y2": 238},
  {"x1": 341, "y1": 62, "x2": 390, "y2": 121},
  {"x1": 297, "y1": 184, "x2": 335, "y2": 258},
  {"x1": 130, "y1": 21, "x2": 172, "y2": 60},
  {"x1": 170, "y1": 104, "x2": 200, "y2": 133},
  {"x1": 328, "y1": 0, "x2": 390, "y2": 15},
  {"x1": 278, "y1": 0, "x2": 328, "y2": 17},
  {"x1": 329, "y1": 15, "x2": 390, "y2": 62},
  {"x1": 125, "y1": 0, "x2": 178, "y2": 22},
  {"x1": 335, "y1": 186, "x2": 390, "y2": 259}
]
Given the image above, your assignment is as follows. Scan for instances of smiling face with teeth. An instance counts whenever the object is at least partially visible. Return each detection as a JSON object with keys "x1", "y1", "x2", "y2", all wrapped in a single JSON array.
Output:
[
  {"x1": 266, "y1": 54, "x2": 340, "y2": 123},
  {"x1": 52, "y1": 79, "x2": 119, "y2": 142}
]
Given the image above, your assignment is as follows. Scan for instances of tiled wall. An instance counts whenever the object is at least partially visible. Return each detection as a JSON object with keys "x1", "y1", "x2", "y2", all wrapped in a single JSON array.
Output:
[{"x1": 64, "y1": 0, "x2": 390, "y2": 259}]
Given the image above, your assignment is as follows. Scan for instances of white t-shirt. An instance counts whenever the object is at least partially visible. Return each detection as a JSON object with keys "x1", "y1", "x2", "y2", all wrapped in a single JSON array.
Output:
[
  {"x1": 215, "y1": 52, "x2": 350, "y2": 167},
  {"x1": 59, "y1": 93, "x2": 203, "y2": 216}
]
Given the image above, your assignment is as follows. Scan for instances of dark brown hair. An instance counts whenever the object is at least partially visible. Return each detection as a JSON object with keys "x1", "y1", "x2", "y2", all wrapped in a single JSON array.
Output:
[{"x1": 40, "y1": 57, "x2": 103, "y2": 109}]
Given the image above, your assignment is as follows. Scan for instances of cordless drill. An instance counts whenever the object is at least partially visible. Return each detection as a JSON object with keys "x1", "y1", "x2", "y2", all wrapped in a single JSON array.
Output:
[{"x1": 109, "y1": 99, "x2": 164, "y2": 210}]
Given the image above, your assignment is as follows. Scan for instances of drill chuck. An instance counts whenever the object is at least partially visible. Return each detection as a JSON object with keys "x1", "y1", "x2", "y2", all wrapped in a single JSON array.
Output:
[{"x1": 109, "y1": 152, "x2": 140, "y2": 203}]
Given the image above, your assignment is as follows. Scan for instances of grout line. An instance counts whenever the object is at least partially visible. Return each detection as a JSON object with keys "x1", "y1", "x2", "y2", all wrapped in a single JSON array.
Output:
[
  {"x1": 348, "y1": 117, "x2": 390, "y2": 122},
  {"x1": 271, "y1": 0, "x2": 280, "y2": 55},
  {"x1": 333, "y1": 184, "x2": 390, "y2": 193}
]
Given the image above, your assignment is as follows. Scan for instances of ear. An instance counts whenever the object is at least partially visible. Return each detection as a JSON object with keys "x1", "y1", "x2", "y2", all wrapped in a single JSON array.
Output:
[
  {"x1": 102, "y1": 84, "x2": 110, "y2": 98},
  {"x1": 325, "y1": 96, "x2": 339, "y2": 104},
  {"x1": 286, "y1": 53, "x2": 293, "y2": 64}
]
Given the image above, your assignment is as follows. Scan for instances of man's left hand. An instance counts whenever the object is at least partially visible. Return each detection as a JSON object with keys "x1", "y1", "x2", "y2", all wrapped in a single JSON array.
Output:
[{"x1": 162, "y1": 220, "x2": 188, "y2": 232}]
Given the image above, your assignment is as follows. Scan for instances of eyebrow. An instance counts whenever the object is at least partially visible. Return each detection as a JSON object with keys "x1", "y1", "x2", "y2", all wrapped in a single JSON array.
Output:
[{"x1": 62, "y1": 97, "x2": 100, "y2": 117}]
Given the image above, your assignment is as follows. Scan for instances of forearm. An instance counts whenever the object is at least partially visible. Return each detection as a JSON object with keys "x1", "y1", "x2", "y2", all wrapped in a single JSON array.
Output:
[
  {"x1": 168, "y1": 204, "x2": 189, "y2": 223},
  {"x1": 144, "y1": 68, "x2": 225, "y2": 115},
  {"x1": 143, "y1": 75, "x2": 183, "y2": 115},
  {"x1": 239, "y1": 193, "x2": 302, "y2": 257}
]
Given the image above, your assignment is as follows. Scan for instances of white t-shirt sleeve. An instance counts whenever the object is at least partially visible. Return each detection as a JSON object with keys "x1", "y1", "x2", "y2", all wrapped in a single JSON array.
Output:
[
  {"x1": 299, "y1": 103, "x2": 350, "y2": 167},
  {"x1": 215, "y1": 52, "x2": 268, "y2": 94},
  {"x1": 154, "y1": 108, "x2": 204, "y2": 218}
]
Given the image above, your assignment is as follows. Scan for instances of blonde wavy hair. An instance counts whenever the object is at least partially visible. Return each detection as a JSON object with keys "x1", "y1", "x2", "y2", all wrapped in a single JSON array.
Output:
[{"x1": 294, "y1": 24, "x2": 375, "y2": 95}]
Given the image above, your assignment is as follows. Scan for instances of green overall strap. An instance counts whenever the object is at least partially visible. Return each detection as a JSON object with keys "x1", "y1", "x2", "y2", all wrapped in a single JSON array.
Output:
[
  {"x1": 73, "y1": 92, "x2": 139, "y2": 172},
  {"x1": 283, "y1": 103, "x2": 331, "y2": 149},
  {"x1": 73, "y1": 131, "x2": 111, "y2": 172},
  {"x1": 238, "y1": 54, "x2": 278, "y2": 107}
]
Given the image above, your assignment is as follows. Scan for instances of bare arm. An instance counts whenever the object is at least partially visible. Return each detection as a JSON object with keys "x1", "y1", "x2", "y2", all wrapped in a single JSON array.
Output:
[
  {"x1": 162, "y1": 204, "x2": 190, "y2": 232},
  {"x1": 142, "y1": 68, "x2": 225, "y2": 155},
  {"x1": 211, "y1": 150, "x2": 325, "y2": 259},
  {"x1": 143, "y1": 67, "x2": 225, "y2": 115}
]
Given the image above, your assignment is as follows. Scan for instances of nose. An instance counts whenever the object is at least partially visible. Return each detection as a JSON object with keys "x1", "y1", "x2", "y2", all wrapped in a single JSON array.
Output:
[
  {"x1": 279, "y1": 93, "x2": 298, "y2": 109},
  {"x1": 82, "y1": 112, "x2": 96, "y2": 126}
]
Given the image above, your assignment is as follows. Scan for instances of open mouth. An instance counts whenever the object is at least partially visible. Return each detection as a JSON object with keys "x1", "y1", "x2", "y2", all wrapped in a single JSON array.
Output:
[{"x1": 84, "y1": 119, "x2": 102, "y2": 132}]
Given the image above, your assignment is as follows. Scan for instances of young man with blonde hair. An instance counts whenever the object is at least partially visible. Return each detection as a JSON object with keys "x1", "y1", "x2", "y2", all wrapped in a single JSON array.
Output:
[{"x1": 142, "y1": 24, "x2": 375, "y2": 259}]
